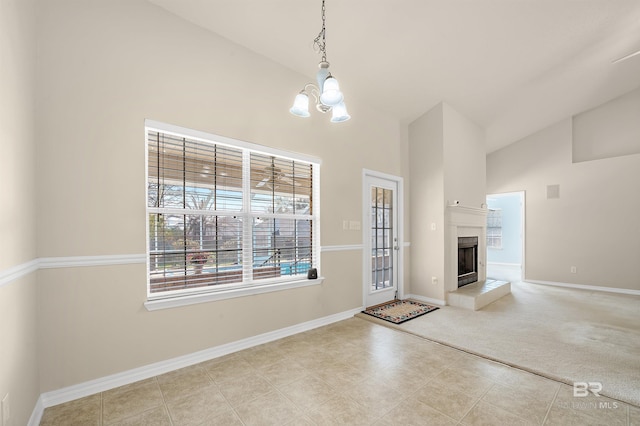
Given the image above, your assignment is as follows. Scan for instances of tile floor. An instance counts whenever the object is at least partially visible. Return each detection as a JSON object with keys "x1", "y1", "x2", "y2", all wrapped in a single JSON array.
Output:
[{"x1": 40, "y1": 317, "x2": 638, "y2": 425}]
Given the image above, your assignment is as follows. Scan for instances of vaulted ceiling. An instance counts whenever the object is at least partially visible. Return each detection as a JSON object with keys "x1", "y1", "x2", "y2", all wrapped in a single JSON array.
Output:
[{"x1": 148, "y1": 0, "x2": 640, "y2": 152}]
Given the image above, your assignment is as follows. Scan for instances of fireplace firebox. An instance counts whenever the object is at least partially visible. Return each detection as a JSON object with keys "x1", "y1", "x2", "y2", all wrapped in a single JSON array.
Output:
[{"x1": 458, "y1": 236, "x2": 478, "y2": 287}]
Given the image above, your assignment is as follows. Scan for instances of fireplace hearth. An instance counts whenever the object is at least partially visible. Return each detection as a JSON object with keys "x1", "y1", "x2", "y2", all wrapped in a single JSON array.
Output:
[{"x1": 458, "y1": 236, "x2": 478, "y2": 287}]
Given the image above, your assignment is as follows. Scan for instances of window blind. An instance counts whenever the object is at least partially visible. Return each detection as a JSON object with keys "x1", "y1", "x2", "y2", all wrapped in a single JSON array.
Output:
[{"x1": 146, "y1": 125, "x2": 319, "y2": 298}]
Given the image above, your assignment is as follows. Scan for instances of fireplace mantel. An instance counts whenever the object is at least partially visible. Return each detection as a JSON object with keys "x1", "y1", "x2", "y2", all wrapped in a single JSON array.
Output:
[{"x1": 446, "y1": 205, "x2": 488, "y2": 227}]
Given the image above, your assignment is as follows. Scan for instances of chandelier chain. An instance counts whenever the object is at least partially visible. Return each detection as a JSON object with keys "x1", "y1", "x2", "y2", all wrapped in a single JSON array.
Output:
[{"x1": 313, "y1": 0, "x2": 327, "y2": 62}]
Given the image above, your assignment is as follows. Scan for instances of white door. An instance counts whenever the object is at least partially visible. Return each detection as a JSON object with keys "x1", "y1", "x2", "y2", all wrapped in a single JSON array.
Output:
[{"x1": 363, "y1": 171, "x2": 402, "y2": 308}]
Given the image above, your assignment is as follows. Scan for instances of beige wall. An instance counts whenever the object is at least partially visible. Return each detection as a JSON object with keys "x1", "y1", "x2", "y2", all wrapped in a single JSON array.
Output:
[
  {"x1": 442, "y1": 103, "x2": 486, "y2": 209},
  {"x1": 487, "y1": 116, "x2": 640, "y2": 290},
  {"x1": 408, "y1": 102, "x2": 486, "y2": 300},
  {"x1": 35, "y1": 0, "x2": 405, "y2": 392},
  {"x1": 573, "y1": 87, "x2": 640, "y2": 163},
  {"x1": 0, "y1": 0, "x2": 40, "y2": 424},
  {"x1": 409, "y1": 104, "x2": 445, "y2": 300},
  {"x1": 0, "y1": 0, "x2": 37, "y2": 267}
]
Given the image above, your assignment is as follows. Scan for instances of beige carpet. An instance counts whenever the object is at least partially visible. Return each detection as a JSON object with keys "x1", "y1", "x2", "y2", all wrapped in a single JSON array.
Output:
[{"x1": 358, "y1": 281, "x2": 640, "y2": 407}]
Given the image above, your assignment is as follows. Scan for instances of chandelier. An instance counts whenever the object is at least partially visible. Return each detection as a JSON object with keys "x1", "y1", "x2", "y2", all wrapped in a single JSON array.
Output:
[{"x1": 290, "y1": 0, "x2": 350, "y2": 122}]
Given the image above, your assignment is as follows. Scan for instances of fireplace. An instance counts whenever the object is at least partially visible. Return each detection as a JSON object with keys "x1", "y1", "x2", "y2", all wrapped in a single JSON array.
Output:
[{"x1": 458, "y1": 236, "x2": 478, "y2": 287}]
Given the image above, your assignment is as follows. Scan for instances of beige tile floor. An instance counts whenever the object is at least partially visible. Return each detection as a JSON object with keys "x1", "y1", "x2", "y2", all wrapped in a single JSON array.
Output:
[{"x1": 40, "y1": 317, "x2": 639, "y2": 426}]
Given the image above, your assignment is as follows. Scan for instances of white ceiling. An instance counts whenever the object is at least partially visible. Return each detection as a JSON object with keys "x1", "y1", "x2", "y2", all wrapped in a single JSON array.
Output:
[{"x1": 148, "y1": 0, "x2": 640, "y2": 152}]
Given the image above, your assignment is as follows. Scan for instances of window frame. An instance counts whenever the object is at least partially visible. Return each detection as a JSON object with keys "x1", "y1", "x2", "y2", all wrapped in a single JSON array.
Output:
[
  {"x1": 486, "y1": 208, "x2": 503, "y2": 249},
  {"x1": 144, "y1": 120, "x2": 322, "y2": 310}
]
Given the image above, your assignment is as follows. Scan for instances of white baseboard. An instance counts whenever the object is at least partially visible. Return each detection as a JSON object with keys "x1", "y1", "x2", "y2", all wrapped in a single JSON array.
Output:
[
  {"x1": 406, "y1": 293, "x2": 446, "y2": 306},
  {"x1": 28, "y1": 396, "x2": 45, "y2": 426},
  {"x1": 525, "y1": 280, "x2": 640, "y2": 296},
  {"x1": 28, "y1": 306, "x2": 363, "y2": 426}
]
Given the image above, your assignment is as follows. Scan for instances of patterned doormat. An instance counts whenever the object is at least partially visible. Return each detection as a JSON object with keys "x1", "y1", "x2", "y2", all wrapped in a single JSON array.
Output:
[{"x1": 362, "y1": 299, "x2": 439, "y2": 324}]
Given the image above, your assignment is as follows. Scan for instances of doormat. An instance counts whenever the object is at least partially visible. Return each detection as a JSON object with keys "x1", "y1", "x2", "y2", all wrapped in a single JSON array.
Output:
[{"x1": 362, "y1": 299, "x2": 439, "y2": 324}]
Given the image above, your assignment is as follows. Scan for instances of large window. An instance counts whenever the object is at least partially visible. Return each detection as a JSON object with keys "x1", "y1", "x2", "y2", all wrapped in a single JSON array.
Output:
[{"x1": 146, "y1": 121, "x2": 319, "y2": 300}]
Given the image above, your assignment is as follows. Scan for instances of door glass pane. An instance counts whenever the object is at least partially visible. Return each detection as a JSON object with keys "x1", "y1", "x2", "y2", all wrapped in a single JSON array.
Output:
[{"x1": 371, "y1": 185, "x2": 394, "y2": 292}]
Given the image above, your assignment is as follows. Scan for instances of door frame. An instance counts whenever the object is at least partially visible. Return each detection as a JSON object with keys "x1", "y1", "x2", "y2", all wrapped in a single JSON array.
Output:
[{"x1": 362, "y1": 169, "x2": 404, "y2": 308}]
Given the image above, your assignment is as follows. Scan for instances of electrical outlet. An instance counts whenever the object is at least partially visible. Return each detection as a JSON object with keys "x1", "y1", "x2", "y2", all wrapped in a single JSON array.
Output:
[
  {"x1": 432, "y1": 276, "x2": 438, "y2": 285},
  {"x1": 570, "y1": 266, "x2": 577, "y2": 273},
  {"x1": 2, "y1": 393, "x2": 9, "y2": 426}
]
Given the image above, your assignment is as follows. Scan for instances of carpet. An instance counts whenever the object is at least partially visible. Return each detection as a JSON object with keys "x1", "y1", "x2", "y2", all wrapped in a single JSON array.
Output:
[
  {"x1": 359, "y1": 282, "x2": 640, "y2": 407},
  {"x1": 362, "y1": 299, "x2": 439, "y2": 324}
]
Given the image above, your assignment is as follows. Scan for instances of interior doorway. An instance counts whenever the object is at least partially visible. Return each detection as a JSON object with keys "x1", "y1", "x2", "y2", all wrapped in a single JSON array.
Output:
[{"x1": 486, "y1": 191, "x2": 525, "y2": 282}]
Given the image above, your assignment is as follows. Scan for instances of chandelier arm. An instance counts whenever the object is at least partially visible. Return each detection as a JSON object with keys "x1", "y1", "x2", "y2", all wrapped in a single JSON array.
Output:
[
  {"x1": 303, "y1": 83, "x2": 320, "y2": 95},
  {"x1": 302, "y1": 83, "x2": 331, "y2": 113}
]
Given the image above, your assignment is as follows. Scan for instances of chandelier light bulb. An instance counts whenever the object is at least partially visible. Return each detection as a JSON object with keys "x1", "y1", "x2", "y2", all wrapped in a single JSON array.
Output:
[
  {"x1": 320, "y1": 76, "x2": 344, "y2": 107},
  {"x1": 290, "y1": 92, "x2": 310, "y2": 117},
  {"x1": 330, "y1": 101, "x2": 350, "y2": 122}
]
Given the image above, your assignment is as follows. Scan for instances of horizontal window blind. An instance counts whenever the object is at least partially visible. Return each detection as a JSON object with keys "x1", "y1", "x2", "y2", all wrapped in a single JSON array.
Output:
[{"x1": 146, "y1": 124, "x2": 319, "y2": 298}]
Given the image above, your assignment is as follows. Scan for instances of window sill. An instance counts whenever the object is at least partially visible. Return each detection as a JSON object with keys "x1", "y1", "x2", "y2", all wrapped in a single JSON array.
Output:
[{"x1": 144, "y1": 277, "x2": 325, "y2": 311}]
